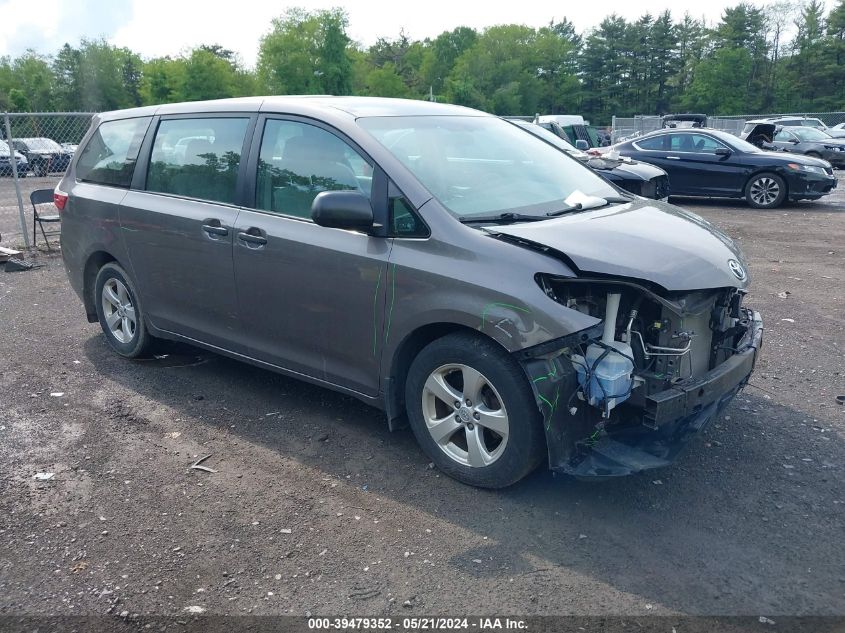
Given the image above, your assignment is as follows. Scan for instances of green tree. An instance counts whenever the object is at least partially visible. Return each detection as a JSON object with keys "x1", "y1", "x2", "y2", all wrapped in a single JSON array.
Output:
[
  {"x1": 420, "y1": 26, "x2": 478, "y2": 95},
  {"x1": 317, "y1": 9, "x2": 353, "y2": 94},
  {"x1": 9, "y1": 51, "x2": 54, "y2": 111},
  {"x1": 182, "y1": 48, "x2": 238, "y2": 101},
  {"x1": 258, "y1": 8, "x2": 354, "y2": 95},
  {"x1": 141, "y1": 57, "x2": 188, "y2": 105},
  {"x1": 364, "y1": 62, "x2": 409, "y2": 97}
]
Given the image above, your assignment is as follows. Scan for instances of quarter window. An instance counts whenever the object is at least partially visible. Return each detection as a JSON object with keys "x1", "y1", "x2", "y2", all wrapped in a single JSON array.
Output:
[
  {"x1": 256, "y1": 119, "x2": 373, "y2": 218},
  {"x1": 76, "y1": 117, "x2": 151, "y2": 188},
  {"x1": 389, "y1": 182, "x2": 428, "y2": 238},
  {"x1": 636, "y1": 136, "x2": 666, "y2": 150},
  {"x1": 146, "y1": 117, "x2": 249, "y2": 204}
]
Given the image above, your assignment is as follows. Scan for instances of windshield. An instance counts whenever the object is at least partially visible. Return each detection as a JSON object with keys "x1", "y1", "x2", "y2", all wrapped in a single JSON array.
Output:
[
  {"x1": 719, "y1": 132, "x2": 766, "y2": 153},
  {"x1": 791, "y1": 127, "x2": 831, "y2": 141},
  {"x1": 22, "y1": 138, "x2": 63, "y2": 151},
  {"x1": 510, "y1": 120, "x2": 581, "y2": 154},
  {"x1": 358, "y1": 115, "x2": 618, "y2": 218}
]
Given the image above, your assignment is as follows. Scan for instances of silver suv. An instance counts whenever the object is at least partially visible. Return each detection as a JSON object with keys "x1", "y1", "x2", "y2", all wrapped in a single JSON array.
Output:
[{"x1": 58, "y1": 97, "x2": 763, "y2": 487}]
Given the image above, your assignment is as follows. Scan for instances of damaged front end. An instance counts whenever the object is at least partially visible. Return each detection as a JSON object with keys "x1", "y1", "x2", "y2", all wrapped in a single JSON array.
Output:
[{"x1": 518, "y1": 276, "x2": 763, "y2": 478}]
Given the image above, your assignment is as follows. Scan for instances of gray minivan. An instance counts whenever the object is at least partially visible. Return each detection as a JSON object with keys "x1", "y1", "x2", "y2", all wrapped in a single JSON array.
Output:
[{"x1": 59, "y1": 97, "x2": 762, "y2": 487}]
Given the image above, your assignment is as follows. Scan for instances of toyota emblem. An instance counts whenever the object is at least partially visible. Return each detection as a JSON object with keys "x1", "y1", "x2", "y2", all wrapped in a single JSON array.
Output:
[{"x1": 728, "y1": 259, "x2": 747, "y2": 281}]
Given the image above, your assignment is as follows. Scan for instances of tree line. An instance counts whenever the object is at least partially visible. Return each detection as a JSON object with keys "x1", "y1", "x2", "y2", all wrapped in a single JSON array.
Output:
[{"x1": 1, "y1": 2, "x2": 844, "y2": 125}]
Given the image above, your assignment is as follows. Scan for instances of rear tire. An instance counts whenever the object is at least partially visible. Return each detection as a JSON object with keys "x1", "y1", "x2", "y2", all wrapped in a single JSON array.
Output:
[
  {"x1": 745, "y1": 172, "x2": 786, "y2": 209},
  {"x1": 94, "y1": 262, "x2": 153, "y2": 358},
  {"x1": 404, "y1": 332, "x2": 545, "y2": 488}
]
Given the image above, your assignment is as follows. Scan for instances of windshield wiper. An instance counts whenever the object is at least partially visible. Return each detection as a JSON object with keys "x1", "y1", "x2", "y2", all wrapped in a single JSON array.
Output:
[
  {"x1": 459, "y1": 212, "x2": 547, "y2": 224},
  {"x1": 545, "y1": 195, "x2": 633, "y2": 217}
]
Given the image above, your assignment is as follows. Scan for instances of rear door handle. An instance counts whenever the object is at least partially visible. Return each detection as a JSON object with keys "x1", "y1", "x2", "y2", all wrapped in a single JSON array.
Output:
[
  {"x1": 237, "y1": 229, "x2": 267, "y2": 246},
  {"x1": 202, "y1": 219, "x2": 229, "y2": 237},
  {"x1": 666, "y1": 156, "x2": 681, "y2": 160}
]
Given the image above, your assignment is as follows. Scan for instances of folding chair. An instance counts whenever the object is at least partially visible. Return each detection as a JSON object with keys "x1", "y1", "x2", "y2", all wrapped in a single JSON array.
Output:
[{"x1": 30, "y1": 188, "x2": 61, "y2": 251}]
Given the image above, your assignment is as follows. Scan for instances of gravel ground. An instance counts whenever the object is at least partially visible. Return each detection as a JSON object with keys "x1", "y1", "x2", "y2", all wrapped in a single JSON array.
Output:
[{"x1": 0, "y1": 184, "x2": 843, "y2": 619}]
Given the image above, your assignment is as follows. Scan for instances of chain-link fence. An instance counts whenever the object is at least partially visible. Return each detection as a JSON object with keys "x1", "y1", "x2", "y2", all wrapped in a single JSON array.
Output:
[
  {"x1": 716, "y1": 111, "x2": 845, "y2": 128},
  {"x1": 611, "y1": 111, "x2": 845, "y2": 144},
  {"x1": 1, "y1": 112, "x2": 95, "y2": 248},
  {"x1": 610, "y1": 115, "x2": 750, "y2": 143}
]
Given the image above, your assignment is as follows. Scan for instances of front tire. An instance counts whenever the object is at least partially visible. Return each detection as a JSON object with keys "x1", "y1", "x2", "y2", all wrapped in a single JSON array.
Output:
[
  {"x1": 94, "y1": 262, "x2": 153, "y2": 358},
  {"x1": 405, "y1": 332, "x2": 545, "y2": 488},
  {"x1": 745, "y1": 172, "x2": 786, "y2": 209}
]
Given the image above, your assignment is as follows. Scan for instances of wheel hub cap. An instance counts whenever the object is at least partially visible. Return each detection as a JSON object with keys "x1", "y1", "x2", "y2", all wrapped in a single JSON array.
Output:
[
  {"x1": 101, "y1": 278, "x2": 137, "y2": 344},
  {"x1": 421, "y1": 363, "x2": 510, "y2": 468}
]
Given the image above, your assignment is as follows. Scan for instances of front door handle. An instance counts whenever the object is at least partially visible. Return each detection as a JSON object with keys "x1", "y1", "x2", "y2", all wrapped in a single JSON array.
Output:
[
  {"x1": 202, "y1": 219, "x2": 228, "y2": 237},
  {"x1": 666, "y1": 156, "x2": 681, "y2": 160},
  {"x1": 237, "y1": 229, "x2": 267, "y2": 246}
]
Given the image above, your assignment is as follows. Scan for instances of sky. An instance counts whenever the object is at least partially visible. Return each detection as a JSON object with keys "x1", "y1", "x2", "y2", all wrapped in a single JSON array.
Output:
[{"x1": 1, "y1": 0, "x2": 790, "y2": 68}]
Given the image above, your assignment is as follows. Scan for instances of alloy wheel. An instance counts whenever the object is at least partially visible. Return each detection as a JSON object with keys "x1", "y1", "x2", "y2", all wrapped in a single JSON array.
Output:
[
  {"x1": 421, "y1": 363, "x2": 509, "y2": 468},
  {"x1": 101, "y1": 278, "x2": 137, "y2": 344},
  {"x1": 749, "y1": 177, "x2": 780, "y2": 206}
]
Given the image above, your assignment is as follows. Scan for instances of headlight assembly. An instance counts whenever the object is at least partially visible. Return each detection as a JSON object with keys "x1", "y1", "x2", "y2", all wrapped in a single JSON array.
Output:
[{"x1": 787, "y1": 163, "x2": 828, "y2": 175}]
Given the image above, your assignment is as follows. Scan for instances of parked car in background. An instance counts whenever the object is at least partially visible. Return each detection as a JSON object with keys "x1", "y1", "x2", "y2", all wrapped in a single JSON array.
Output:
[
  {"x1": 612, "y1": 128, "x2": 836, "y2": 208},
  {"x1": 830, "y1": 122, "x2": 845, "y2": 131},
  {"x1": 61, "y1": 142, "x2": 79, "y2": 155},
  {"x1": 770, "y1": 126, "x2": 845, "y2": 168},
  {"x1": 742, "y1": 117, "x2": 845, "y2": 139},
  {"x1": 509, "y1": 119, "x2": 669, "y2": 199},
  {"x1": 11, "y1": 137, "x2": 72, "y2": 176},
  {"x1": 0, "y1": 140, "x2": 29, "y2": 176},
  {"x1": 534, "y1": 114, "x2": 604, "y2": 148},
  {"x1": 59, "y1": 96, "x2": 763, "y2": 487},
  {"x1": 662, "y1": 113, "x2": 708, "y2": 129}
]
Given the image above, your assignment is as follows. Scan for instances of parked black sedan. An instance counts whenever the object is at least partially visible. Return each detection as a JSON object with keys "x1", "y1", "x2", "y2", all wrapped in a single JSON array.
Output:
[
  {"x1": 771, "y1": 126, "x2": 845, "y2": 168},
  {"x1": 612, "y1": 129, "x2": 837, "y2": 208},
  {"x1": 509, "y1": 119, "x2": 669, "y2": 200},
  {"x1": 10, "y1": 137, "x2": 72, "y2": 177}
]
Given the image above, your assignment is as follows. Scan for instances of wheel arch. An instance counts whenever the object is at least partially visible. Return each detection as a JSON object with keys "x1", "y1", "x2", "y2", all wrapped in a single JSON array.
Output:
[
  {"x1": 383, "y1": 322, "x2": 510, "y2": 430},
  {"x1": 82, "y1": 250, "x2": 118, "y2": 322}
]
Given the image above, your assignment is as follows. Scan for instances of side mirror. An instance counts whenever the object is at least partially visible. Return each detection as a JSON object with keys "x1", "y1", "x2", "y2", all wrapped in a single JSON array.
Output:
[
  {"x1": 311, "y1": 190, "x2": 375, "y2": 232},
  {"x1": 714, "y1": 147, "x2": 732, "y2": 156},
  {"x1": 575, "y1": 139, "x2": 590, "y2": 151},
  {"x1": 788, "y1": 138, "x2": 799, "y2": 144}
]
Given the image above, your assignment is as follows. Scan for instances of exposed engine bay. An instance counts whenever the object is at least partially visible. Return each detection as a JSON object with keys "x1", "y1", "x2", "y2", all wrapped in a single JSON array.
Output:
[{"x1": 520, "y1": 276, "x2": 762, "y2": 477}]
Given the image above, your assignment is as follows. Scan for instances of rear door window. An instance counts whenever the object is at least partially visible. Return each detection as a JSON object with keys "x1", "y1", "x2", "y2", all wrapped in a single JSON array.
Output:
[
  {"x1": 255, "y1": 119, "x2": 373, "y2": 219},
  {"x1": 669, "y1": 133, "x2": 728, "y2": 153},
  {"x1": 75, "y1": 117, "x2": 151, "y2": 187},
  {"x1": 635, "y1": 135, "x2": 666, "y2": 150},
  {"x1": 146, "y1": 117, "x2": 249, "y2": 204}
]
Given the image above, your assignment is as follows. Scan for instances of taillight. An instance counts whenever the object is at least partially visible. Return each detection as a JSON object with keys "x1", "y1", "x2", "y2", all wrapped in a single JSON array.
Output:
[{"x1": 54, "y1": 189, "x2": 68, "y2": 211}]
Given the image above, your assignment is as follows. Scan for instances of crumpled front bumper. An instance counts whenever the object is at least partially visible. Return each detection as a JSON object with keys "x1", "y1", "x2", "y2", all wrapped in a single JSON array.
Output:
[{"x1": 522, "y1": 311, "x2": 763, "y2": 478}]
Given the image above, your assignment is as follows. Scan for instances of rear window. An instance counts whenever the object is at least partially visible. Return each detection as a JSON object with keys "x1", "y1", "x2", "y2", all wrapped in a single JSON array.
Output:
[
  {"x1": 76, "y1": 117, "x2": 151, "y2": 188},
  {"x1": 146, "y1": 117, "x2": 249, "y2": 205}
]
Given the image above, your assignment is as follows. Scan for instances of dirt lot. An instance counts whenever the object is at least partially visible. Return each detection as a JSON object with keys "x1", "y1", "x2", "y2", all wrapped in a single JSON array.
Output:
[{"x1": 1, "y1": 183, "x2": 843, "y2": 620}]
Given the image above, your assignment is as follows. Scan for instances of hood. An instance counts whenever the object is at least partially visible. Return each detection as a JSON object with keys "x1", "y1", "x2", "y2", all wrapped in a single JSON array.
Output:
[
  {"x1": 594, "y1": 159, "x2": 666, "y2": 181},
  {"x1": 484, "y1": 199, "x2": 749, "y2": 292},
  {"x1": 756, "y1": 149, "x2": 831, "y2": 168}
]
